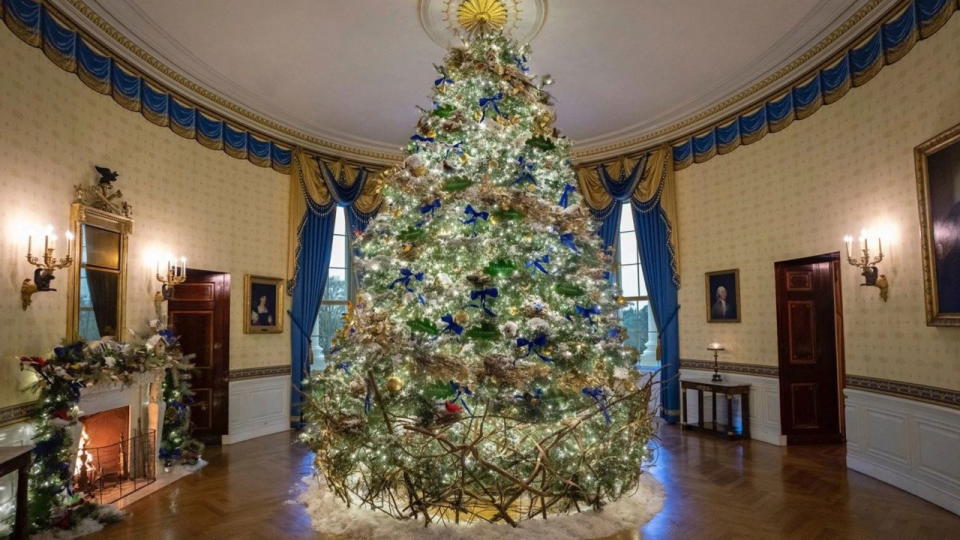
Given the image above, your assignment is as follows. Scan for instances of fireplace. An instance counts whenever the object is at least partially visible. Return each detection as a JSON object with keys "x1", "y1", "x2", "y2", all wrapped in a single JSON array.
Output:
[
  {"x1": 68, "y1": 371, "x2": 166, "y2": 506},
  {"x1": 73, "y1": 407, "x2": 156, "y2": 504}
]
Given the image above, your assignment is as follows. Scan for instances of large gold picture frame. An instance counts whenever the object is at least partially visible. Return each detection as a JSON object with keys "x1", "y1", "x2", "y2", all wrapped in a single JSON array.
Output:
[
  {"x1": 915, "y1": 123, "x2": 960, "y2": 327},
  {"x1": 244, "y1": 274, "x2": 285, "y2": 334}
]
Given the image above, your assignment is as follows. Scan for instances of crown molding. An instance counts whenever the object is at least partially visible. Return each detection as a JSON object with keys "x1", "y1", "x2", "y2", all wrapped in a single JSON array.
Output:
[
  {"x1": 570, "y1": 0, "x2": 899, "y2": 161},
  {"x1": 52, "y1": 0, "x2": 404, "y2": 165},
  {"x1": 51, "y1": 0, "x2": 899, "y2": 165}
]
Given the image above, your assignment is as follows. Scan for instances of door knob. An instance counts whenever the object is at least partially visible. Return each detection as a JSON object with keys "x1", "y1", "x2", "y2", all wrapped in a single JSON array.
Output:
[{"x1": 214, "y1": 342, "x2": 222, "y2": 350}]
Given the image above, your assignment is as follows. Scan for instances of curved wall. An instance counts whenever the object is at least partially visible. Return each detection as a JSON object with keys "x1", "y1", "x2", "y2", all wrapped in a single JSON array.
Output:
[
  {"x1": 0, "y1": 26, "x2": 289, "y2": 412},
  {"x1": 676, "y1": 16, "x2": 960, "y2": 391}
]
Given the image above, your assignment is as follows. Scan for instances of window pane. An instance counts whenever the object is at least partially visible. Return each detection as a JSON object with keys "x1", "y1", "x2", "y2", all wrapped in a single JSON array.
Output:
[
  {"x1": 635, "y1": 263, "x2": 649, "y2": 298},
  {"x1": 334, "y1": 207, "x2": 346, "y2": 235},
  {"x1": 619, "y1": 231, "x2": 638, "y2": 265},
  {"x1": 311, "y1": 303, "x2": 347, "y2": 371},
  {"x1": 620, "y1": 300, "x2": 659, "y2": 371},
  {"x1": 621, "y1": 264, "x2": 640, "y2": 298},
  {"x1": 619, "y1": 205, "x2": 634, "y2": 232},
  {"x1": 330, "y1": 235, "x2": 347, "y2": 268},
  {"x1": 323, "y1": 270, "x2": 348, "y2": 301}
]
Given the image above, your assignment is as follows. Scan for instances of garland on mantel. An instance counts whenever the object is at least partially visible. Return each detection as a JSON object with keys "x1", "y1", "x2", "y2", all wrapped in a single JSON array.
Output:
[{"x1": 15, "y1": 323, "x2": 202, "y2": 534}]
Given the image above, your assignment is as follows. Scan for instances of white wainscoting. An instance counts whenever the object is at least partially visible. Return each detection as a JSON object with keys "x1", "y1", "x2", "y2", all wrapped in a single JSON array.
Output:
[
  {"x1": 845, "y1": 388, "x2": 959, "y2": 515},
  {"x1": 222, "y1": 375, "x2": 290, "y2": 445},
  {"x1": 679, "y1": 369, "x2": 784, "y2": 446}
]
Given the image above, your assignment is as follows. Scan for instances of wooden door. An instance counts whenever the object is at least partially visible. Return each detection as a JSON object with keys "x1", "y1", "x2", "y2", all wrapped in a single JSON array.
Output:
[
  {"x1": 169, "y1": 269, "x2": 230, "y2": 445},
  {"x1": 775, "y1": 253, "x2": 844, "y2": 444}
]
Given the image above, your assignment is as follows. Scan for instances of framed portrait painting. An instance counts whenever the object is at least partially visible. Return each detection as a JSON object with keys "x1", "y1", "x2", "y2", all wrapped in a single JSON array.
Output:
[
  {"x1": 915, "y1": 123, "x2": 960, "y2": 326},
  {"x1": 244, "y1": 275, "x2": 284, "y2": 334},
  {"x1": 705, "y1": 269, "x2": 740, "y2": 323}
]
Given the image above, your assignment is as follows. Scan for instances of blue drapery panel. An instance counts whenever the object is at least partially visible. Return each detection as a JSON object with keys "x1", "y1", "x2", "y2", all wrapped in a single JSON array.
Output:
[
  {"x1": 632, "y1": 204, "x2": 681, "y2": 423},
  {"x1": 1, "y1": 0, "x2": 293, "y2": 173},
  {"x1": 289, "y1": 209, "x2": 337, "y2": 426},
  {"x1": 585, "y1": 147, "x2": 681, "y2": 423},
  {"x1": 287, "y1": 149, "x2": 384, "y2": 425},
  {"x1": 669, "y1": 0, "x2": 958, "y2": 170}
]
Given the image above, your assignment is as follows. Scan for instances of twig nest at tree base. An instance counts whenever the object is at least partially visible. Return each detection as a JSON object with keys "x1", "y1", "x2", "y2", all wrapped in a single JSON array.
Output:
[{"x1": 298, "y1": 472, "x2": 664, "y2": 540}]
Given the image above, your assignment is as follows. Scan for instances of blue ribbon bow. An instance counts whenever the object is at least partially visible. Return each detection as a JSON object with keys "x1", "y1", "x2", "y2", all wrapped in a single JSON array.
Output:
[
  {"x1": 410, "y1": 134, "x2": 435, "y2": 143},
  {"x1": 420, "y1": 199, "x2": 441, "y2": 218},
  {"x1": 441, "y1": 313, "x2": 464, "y2": 335},
  {"x1": 434, "y1": 67, "x2": 454, "y2": 87},
  {"x1": 514, "y1": 388, "x2": 544, "y2": 402},
  {"x1": 514, "y1": 55, "x2": 530, "y2": 72},
  {"x1": 559, "y1": 183, "x2": 576, "y2": 208},
  {"x1": 525, "y1": 254, "x2": 550, "y2": 274},
  {"x1": 468, "y1": 287, "x2": 498, "y2": 317},
  {"x1": 449, "y1": 380, "x2": 473, "y2": 414},
  {"x1": 559, "y1": 232, "x2": 580, "y2": 253},
  {"x1": 582, "y1": 386, "x2": 612, "y2": 424},
  {"x1": 516, "y1": 334, "x2": 553, "y2": 363},
  {"x1": 462, "y1": 205, "x2": 489, "y2": 235},
  {"x1": 336, "y1": 361, "x2": 352, "y2": 375},
  {"x1": 389, "y1": 268, "x2": 426, "y2": 304},
  {"x1": 478, "y1": 92, "x2": 503, "y2": 122},
  {"x1": 575, "y1": 304, "x2": 602, "y2": 324}
]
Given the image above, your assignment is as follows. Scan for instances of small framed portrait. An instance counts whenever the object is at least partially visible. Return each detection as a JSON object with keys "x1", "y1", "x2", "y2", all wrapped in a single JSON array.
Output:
[
  {"x1": 705, "y1": 269, "x2": 740, "y2": 323},
  {"x1": 915, "y1": 123, "x2": 960, "y2": 326},
  {"x1": 244, "y1": 275, "x2": 284, "y2": 334}
]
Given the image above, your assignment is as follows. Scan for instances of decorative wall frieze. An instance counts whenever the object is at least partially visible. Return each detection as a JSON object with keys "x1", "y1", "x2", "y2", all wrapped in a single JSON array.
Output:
[
  {"x1": 680, "y1": 358, "x2": 780, "y2": 378},
  {"x1": 0, "y1": 401, "x2": 37, "y2": 426},
  {"x1": 229, "y1": 364, "x2": 291, "y2": 381},
  {"x1": 846, "y1": 375, "x2": 960, "y2": 409}
]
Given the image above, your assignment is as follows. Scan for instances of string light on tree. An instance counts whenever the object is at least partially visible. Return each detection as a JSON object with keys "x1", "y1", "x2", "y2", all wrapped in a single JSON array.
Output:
[{"x1": 301, "y1": 28, "x2": 656, "y2": 527}]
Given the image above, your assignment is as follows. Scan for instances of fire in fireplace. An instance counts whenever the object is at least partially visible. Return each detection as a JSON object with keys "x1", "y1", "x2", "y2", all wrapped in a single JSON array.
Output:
[{"x1": 73, "y1": 407, "x2": 156, "y2": 504}]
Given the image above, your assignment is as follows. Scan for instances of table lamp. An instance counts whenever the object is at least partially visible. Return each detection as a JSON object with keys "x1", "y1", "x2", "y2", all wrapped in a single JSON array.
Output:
[{"x1": 707, "y1": 343, "x2": 724, "y2": 382}]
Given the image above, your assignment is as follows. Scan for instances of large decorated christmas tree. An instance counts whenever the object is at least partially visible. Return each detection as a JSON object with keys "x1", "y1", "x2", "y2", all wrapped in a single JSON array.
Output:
[{"x1": 301, "y1": 30, "x2": 655, "y2": 526}]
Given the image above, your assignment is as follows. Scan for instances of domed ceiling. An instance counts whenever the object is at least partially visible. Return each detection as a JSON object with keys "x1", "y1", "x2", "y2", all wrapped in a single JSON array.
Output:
[{"x1": 63, "y1": 0, "x2": 892, "y2": 162}]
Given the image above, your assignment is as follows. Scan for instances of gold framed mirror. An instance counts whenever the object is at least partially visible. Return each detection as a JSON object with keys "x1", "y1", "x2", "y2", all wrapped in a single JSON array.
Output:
[{"x1": 66, "y1": 202, "x2": 133, "y2": 342}]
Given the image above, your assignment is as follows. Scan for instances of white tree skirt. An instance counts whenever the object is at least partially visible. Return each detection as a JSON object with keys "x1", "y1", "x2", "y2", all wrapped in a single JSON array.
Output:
[{"x1": 297, "y1": 473, "x2": 664, "y2": 540}]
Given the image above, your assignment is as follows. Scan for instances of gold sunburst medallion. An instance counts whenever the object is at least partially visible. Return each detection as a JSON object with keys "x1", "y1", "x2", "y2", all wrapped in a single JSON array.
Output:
[{"x1": 457, "y1": 0, "x2": 508, "y2": 34}]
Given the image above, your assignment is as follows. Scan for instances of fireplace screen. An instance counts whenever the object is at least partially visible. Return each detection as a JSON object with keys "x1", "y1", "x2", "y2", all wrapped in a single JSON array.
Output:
[{"x1": 73, "y1": 408, "x2": 156, "y2": 504}]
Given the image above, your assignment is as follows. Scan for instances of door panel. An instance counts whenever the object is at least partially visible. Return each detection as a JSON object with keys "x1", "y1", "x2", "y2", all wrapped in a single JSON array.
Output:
[
  {"x1": 776, "y1": 254, "x2": 843, "y2": 444},
  {"x1": 169, "y1": 270, "x2": 230, "y2": 445}
]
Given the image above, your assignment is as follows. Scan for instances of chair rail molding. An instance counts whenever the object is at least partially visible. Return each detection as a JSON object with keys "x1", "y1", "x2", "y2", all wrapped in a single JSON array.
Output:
[
  {"x1": 680, "y1": 367, "x2": 784, "y2": 446},
  {"x1": 845, "y1": 388, "x2": 960, "y2": 515}
]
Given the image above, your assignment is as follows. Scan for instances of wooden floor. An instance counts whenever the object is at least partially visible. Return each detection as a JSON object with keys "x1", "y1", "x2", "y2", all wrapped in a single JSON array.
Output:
[{"x1": 86, "y1": 425, "x2": 959, "y2": 540}]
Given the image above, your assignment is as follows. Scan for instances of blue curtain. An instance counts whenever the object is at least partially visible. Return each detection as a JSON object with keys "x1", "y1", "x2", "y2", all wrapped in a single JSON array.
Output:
[
  {"x1": 592, "y1": 152, "x2": 681, "y2": 424},
  {"x1": 289, "y1": 209, "x2": 337, "y2": 426},
  {"x1": 633, "y1": 204, "x2": 680, "y2": 423},
  {"x1": 289, "y1": 152, "x2": 382, "y2": 427}
]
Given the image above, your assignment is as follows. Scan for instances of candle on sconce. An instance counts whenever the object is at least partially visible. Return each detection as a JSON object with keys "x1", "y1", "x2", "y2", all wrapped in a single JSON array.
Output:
[
  {"x1": 65, "y1": 231, "x2": 74, "y2": 257},
  {"x1": 843, "y1": 235, "x2": 853, "y2": 260},
  {"x1": 180, "y1": 256, "x2": 186, "y2": 278}
]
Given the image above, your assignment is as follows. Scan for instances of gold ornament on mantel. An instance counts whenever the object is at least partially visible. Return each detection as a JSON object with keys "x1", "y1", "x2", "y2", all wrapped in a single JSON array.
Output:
[{"x1": 457, "y1": 0, "x2": 508, "y2": 35}]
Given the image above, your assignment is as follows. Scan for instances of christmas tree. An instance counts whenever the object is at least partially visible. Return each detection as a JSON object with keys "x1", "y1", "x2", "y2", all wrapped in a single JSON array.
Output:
[{"x1": 302, "y1": 32, "x2": 655, "y2": 526}]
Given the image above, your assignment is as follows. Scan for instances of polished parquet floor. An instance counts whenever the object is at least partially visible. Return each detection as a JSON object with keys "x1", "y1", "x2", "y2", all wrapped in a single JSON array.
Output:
[{"x1": 86, "y1": 424, "x2": 959, "y2": 540}]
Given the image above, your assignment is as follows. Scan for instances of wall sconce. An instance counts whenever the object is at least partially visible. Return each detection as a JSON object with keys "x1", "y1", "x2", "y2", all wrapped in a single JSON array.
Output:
[
  {"x1": 844, "y1": 230, "x2": 888, "y2": 301},
  {"x1": 707, "y1": 342, "x2": 724, "y2": 382},
  {"x1": 154, "y1": 256, "x2": 186, "y2": 311},
  {"x1": 22, "y1": 225, "x2": 74, "y2": 310}
]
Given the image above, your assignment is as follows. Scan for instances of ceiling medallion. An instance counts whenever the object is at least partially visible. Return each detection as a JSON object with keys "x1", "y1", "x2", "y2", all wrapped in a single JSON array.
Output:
[
  {"x1": 419, "y1": 0, "x2": 547, "y2": 48},
  {"x1": 457, "y1": 0, "x2": 508, "y2": 34}
]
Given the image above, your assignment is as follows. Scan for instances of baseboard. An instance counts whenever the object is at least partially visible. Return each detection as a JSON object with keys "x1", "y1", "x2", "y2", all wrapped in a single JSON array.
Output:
[
  {"x1": 224, "y1": 374, "x2": 291, "y2": 446},
  {"x1": 845, "y1": 388, "x2": 959, "y2": 515},
  {"x1": 680, "y1": 368, "x2": 783, "y2": 446}
]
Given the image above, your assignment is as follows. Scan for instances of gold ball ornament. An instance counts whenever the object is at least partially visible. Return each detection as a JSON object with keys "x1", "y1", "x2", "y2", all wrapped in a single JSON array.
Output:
[
  {"x1": 453, "y1": 311, "x2": 469, "y2": 325},
  {"x1": 386, "y1": 376, "x2": 404, "y2": 394}
]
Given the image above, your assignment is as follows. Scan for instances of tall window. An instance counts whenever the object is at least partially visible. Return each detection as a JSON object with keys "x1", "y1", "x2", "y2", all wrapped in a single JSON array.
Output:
[
  {"x1": 311, "y1": 207, "x2": 350, "y2": 371},
  {"x1": 618, "y1": 203, "x2": 659, "y2": 370}
]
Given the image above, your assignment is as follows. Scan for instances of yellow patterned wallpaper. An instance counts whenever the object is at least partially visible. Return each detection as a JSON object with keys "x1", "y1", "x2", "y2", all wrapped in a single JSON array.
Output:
[
  {"x1": 676, "y1": 18, "x2": 960, "y2": 391},
  {"x1": 0, "y1": 29, "x2": 289, "y2": 409}
]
